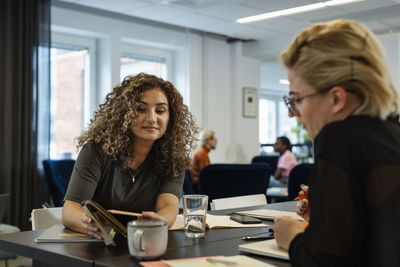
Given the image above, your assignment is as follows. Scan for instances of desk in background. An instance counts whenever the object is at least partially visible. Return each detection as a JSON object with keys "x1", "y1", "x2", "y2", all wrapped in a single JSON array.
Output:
[{"x1": 0, "y1": 202, "x2": 297, "y2": 267}]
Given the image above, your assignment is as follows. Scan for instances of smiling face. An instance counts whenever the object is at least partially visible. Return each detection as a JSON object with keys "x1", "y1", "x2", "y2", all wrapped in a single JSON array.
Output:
[
  {"x1": 130, "y1": 87, "x2": 169, "y2": 145},
  {"x1": 288, "y1": 70, "x2": 333, "y2": 140}
]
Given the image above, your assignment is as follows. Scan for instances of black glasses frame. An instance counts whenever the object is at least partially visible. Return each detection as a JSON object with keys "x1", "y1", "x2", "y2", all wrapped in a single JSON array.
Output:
[{"x1": 282, "y1": 87, "x2": 333, "y2": 115}]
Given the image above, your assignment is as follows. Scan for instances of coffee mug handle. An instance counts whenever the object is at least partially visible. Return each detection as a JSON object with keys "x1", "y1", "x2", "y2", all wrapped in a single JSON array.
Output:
[{"x1": 133, "y1": 229, "x2": 146, "y2": 252}]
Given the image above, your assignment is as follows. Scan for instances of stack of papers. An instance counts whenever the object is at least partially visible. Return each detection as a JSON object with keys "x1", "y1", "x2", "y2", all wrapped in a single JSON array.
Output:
[
  {"x1": 140, "y1": 255, "x2": 279, "y2": 267},
  {"x1": 239, "y1": 239, "x2": 289, "y2": 260},
  {"x1": 232, "y1": 209, "x2": 304, "y2": 221},
  {"x1": 169, "y1": 214, "x2": 268, "y2": 230},
  {"x1": 35, "y1": 225, "x2": 102, "y2": 243}
]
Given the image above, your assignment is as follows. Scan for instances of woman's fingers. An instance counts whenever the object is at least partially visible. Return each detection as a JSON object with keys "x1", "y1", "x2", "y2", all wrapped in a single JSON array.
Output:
[
  {"x1": 80, "y1": 214, "x2": 102, "y2": 239},
  {"x1": 300, "y1": 184, "x2": 309, "y2": 192}
]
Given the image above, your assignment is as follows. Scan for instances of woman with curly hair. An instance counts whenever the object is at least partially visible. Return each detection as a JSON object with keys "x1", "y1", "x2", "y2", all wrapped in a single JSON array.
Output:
[{"x1": 62, "y1": 73, "x2": 199, "y2": 239}]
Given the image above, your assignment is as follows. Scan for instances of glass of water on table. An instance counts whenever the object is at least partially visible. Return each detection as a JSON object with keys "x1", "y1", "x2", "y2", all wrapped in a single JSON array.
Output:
[{"x1": 183, "y1": 195, "x2": 208, "y2": 238}]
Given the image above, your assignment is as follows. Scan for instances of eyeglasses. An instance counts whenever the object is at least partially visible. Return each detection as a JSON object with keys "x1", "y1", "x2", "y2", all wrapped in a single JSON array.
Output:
[{"x1": 283, "y1": 87, "x2": 333, "y2": 116}]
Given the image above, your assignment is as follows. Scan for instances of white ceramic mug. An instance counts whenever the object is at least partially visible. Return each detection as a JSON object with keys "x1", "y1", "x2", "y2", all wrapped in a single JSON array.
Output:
[{"x1": 127, "y1": 220, "x2": 168, "y2": 259}]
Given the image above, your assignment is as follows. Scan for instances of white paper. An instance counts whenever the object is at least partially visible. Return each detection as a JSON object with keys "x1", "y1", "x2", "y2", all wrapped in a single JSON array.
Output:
[
  {"x1": 169, "y1": 214, "x2": 268, "y2": 230},
  {"x1": 239, "y1": 239, "x2": 289, "y2": 260},
  {"x1": 234, "y1": 209, "x2": 304, "y2": 221}
]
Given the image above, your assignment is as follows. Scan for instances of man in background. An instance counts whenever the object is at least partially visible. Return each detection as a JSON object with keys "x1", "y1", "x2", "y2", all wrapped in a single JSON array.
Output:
[{"x1": 189, "y1": 130, "x2": 217, "y2": 192}]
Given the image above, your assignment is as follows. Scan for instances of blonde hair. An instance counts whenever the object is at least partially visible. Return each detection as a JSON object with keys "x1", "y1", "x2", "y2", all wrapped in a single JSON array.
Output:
[
  {"x1": 76, "y1": 73, "x2": 200, "y2": 177},
  {"x1": 200, "y1": 130, "x2": 215, "y2": 146},
  {"x1": 280, "y1": 19, "x2": 400, "y2": 119}
]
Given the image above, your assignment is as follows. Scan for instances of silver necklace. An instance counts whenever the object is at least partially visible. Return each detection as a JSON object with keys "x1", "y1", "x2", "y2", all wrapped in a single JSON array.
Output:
[{"x1": 128, "y1": 168, "x2": 137, "y2": 184}]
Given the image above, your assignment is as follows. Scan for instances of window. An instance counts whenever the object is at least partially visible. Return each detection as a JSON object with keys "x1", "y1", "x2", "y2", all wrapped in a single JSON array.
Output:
[
  {"x1": 121, "y1": 54, "x2": 167, "y2": 80},
  {"x1": 49, "y1": 33, "x2": 96, "y2": 159},
  {"x1": 259, "y1": 93, "x2": 298, "y2": 154},
  {"x1": 120, "y1": 44, "x2": 172, "y2": 81},
  {"x1": 50, "y1": 46, "x2": 87, "y2": 159}
]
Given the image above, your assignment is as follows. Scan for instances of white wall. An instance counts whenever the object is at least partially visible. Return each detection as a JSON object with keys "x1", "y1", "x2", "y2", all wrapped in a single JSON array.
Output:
[
  {"x1": 260, "y1": 62, "x2": 289, "y2": 93},
  {"x1": 51, "y1": 5, "x2": 261, "y2": 164},
  {"x1": 379, "y1": 33, "x2": 400, "y2": 91}
]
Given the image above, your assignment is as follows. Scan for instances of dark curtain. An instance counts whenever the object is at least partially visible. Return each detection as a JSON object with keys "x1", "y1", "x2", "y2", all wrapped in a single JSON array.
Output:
[{"x1": 0, "y1": 0, "x2": 50, "y2": 230}]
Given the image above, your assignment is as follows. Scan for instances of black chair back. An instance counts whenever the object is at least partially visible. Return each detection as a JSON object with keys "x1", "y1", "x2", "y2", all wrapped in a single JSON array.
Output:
[
  {"x1": 0, "y1": 193, "x2": 10, "y2": 222},
  {"x1": 182, "y1": 169, "x2": 195, "y2": 195},
  {"x1": 42, "y1": 159, "x2": 75, "y2": 207},
  {"x1": 199, "y1": 163, "x2": 272, "y2": 204},
  {"x1": 251, "y1": 155, "x2": 279, "y2": 174},
  {"x1": 287, "y1": 163, "x2": 313, "y2": 200}
]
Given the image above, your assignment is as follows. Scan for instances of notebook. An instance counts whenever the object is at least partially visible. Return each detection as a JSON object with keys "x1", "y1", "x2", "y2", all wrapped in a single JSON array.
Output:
[
  {"x1": 232, "y1": 209, "x2": 304, "y2": 221},
  {"x1": 239, "y1": 239, "x2": 289, "y2": 260},
  {"x1": 35, "y1": 224, "x2": 102, "y2": 243},
  {"x1": 164, "y1": 255, "x2": 279, "y2": 267},
  {"x1": 169, "y1": 214, "x2": 268, "y2": 230}
]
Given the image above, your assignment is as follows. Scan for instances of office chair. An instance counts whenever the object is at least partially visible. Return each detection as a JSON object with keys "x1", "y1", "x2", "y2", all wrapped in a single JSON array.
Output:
[
  {"x1": 0, "y1": 193, "x2": 19, "y2": 267},
  {"x1": 198, "y1": 163, "x2": 272, "y2": 205},
  {"x1": 31, "y1": 207, "x2": 63, "y2": 230},
  {"x1": 42, "y1": 159, "x2": 75, "y2": 207},
  {"x1": 182, "y1": 169, "x2": 195, "y2": 195},
  {"x1": 251, "y1": 155, "x2": 279, "y2": 174},
  {"x1": 287, "y1": 163, "x2": 313, "y2": 201}
]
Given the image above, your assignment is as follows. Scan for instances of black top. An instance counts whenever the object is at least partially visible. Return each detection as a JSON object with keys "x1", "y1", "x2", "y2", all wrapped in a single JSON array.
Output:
[
  {"x1": 64, "y1": 144, "x2": 184, "y2": 212},
  {"x1": 289, "y1": 115, "x2": 400, "y2": 267}
]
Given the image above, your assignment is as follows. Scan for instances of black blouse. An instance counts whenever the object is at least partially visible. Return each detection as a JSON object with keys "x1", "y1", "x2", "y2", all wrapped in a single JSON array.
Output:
[{"x1": 289, "y1": 115, "x2": 400, "y2": 267}]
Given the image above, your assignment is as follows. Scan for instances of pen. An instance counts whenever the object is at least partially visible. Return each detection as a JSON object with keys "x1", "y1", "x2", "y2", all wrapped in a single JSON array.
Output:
[
  {"x1": 293, "y1": 192, "x2": 308, "y2": 201},
  {"x1": 206, "y1": 258, "x2": 237, "y2": 265},
  {"x1": 242, "y1": 234, "x2": 274, "y2": 241}
]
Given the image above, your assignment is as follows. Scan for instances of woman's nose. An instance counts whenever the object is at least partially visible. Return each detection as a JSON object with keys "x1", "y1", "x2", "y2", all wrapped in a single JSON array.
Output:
[
  {"x1": 288, "y1": 109, "x2": 298, "y2": 118},
  {"x1": 146, "y1": 110, "x2": 157, "y2": 122}
]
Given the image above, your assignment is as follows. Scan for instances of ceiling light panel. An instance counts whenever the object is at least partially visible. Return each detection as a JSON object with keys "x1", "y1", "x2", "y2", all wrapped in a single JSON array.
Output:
[
  {"x1": 240, "y1": 0, "x2": 315, "y2": 12},
  {"x1": 198, "y1": 4, "x2": 261, "y2": 21},
  {"x1": 237, "y1": 0, "x2": 366, "y2": 23}
]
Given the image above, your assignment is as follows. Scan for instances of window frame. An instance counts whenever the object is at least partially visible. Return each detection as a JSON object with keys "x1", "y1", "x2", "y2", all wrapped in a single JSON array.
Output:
[
  {"x1": 51, "y1": 32, "x2": 97, "y2": 127},
  {"x1": 259, "y1": 88, "x2": 298, "y2": 145},
  {"x1": 49, "y1": 32, "x2": 96, "y2": 158},
  {"x1": 120, "y1": 43, "x2": 173, "y2": 82}
]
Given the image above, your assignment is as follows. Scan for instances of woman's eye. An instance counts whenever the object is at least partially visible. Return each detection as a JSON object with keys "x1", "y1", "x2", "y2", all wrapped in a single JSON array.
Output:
[
  {"x1": 156, "y1": 108, "x2": 166, "y2": 114},
  {"x1": 137, "y1": 107, "x2": 146, "y2": 113}
]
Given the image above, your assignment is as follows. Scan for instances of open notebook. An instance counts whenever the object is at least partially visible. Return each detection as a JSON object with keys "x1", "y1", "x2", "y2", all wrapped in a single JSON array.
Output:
[
  {"x1": 239, "y1": 239, "x2": 289, "y2": 260},
  {"x1": 169, "y1": 214, "x2": 269, "y2": 230},
  {"x1": 232, "y1": 209, "x2": 304, "y2": 221}
]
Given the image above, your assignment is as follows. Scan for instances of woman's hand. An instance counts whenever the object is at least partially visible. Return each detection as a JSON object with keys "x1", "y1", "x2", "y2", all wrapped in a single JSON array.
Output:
[
  {"x1": 80, "y1": 214, "x2": 102, "y2": 240},
  {"x1": 139, "y1": 211, "x2": 168, "y2": 224},
  {"x1": 296, "y1": 184, "x2": 310, "y2": 221},
  {"x1": 273, "y1": 216, "x2": 305, "y2": 249}
]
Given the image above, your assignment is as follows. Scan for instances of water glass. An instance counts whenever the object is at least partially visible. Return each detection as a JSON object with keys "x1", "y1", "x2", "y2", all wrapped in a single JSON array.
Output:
[{"x1": 182, "y1": 194, "x2": 208, "y2": 238}]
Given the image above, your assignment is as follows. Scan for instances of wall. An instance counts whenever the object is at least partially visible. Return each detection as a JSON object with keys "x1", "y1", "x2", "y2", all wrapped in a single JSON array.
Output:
[
  {"x1": 51, "y1": 4, "x2": 261, "y2": 164},
  {"x1": 380, "y1": 33, "x2": 400, "y2": 91}
]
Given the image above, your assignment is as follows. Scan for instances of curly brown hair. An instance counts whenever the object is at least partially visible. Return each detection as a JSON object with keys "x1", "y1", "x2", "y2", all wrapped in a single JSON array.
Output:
[{"x1": 76, "y1": 73, "x2": 200, "y2": 177}]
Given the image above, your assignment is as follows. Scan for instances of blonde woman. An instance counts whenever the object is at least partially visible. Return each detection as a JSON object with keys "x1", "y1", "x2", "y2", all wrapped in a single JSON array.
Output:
[
  {"x1": 273, "y1": 19, "x2": 400, "y2": 266},
  {"x1": 62, "y1": 73, "x2": 199, "y2": 239}
]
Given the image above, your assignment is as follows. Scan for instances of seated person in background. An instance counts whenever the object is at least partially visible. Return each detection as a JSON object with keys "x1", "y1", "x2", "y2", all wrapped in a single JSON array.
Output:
[
  {"x1": 62, "y1": 73, "x2": 199, "y2": 239},
  {"x1": 273, "y1": 19, "x2": 400, "y2": 266},
  {"x1": 270, "y1": 136, "x2": 298, "y2": 186},
  {"x1": 189, "y1": 130, "x2": 217, "y2": 192}
]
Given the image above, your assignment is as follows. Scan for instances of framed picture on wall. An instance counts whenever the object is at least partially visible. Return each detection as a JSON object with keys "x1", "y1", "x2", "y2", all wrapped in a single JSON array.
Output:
[{"x1": 243, "y1": 87, "x2": 257, "y2": 118}]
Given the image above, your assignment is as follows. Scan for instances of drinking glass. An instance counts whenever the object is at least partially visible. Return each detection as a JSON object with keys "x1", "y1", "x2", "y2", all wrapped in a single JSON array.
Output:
[{"x1": 182, "y1": 194, "x2": 208, "y2": 238}]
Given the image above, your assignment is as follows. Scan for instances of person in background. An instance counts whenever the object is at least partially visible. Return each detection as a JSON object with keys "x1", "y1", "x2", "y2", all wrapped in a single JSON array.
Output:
[
  {"x1": 62, "y1": 73, "x2": 199, "y2": 239},
  {"x1": 189, "y1": 130, "x2": 217, "y2": 192},
  {"x1": 271, "y1": 136, "x2": 298, "y2": 186},
  {"x1": 273, "y1": 19, "x2": 400, "y2": 266}
]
